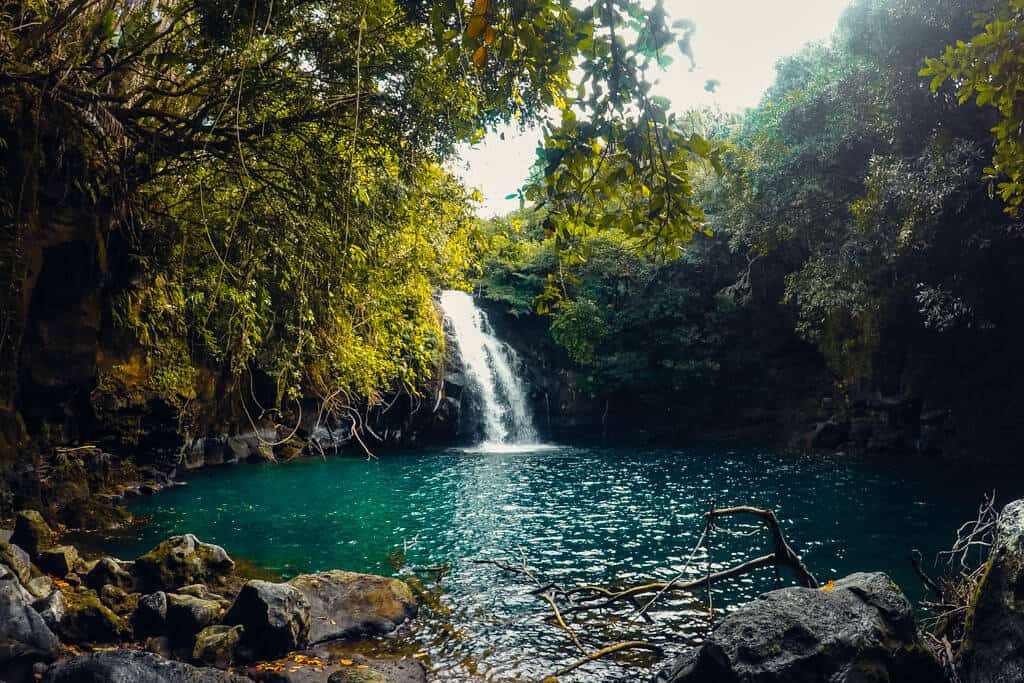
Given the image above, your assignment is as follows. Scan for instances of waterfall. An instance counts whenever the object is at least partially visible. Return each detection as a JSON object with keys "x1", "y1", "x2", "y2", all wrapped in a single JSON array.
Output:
[{"x1": 440, "y1": 290, "x2": 539, "y2": 447}]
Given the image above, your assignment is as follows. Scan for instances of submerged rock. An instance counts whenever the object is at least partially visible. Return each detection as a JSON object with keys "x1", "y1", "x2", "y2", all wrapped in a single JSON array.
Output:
[
  {"x1": 654, "y1": 572, "x2": 943, "y2": 683},
  {"x1": 223, "y1": 580, "x2": 310, "y2": 660},
  {"x1": 0, "y1": 567, "x2": 60, "y2": 665},
  {"x1": 133, "y1": 535, "x2": 235, "y2": 592},
  {"x1": 959, "y1": 499, "x2": 1024, "y2": 682},
  {"x1": 10, "y1": 510, "x2": 54, "y2": 558},
  {"x1": 43, "y1": 649, "x2": 252, "y2": 682},
  {"x1": 288, "y1": 570, "x2": 417, "y2": 644}
]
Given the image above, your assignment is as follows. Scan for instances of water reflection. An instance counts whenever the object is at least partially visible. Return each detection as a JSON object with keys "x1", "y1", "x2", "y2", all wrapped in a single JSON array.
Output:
[{"x1": 101, "y1": 446, "x2": 1024, "y2": 682}]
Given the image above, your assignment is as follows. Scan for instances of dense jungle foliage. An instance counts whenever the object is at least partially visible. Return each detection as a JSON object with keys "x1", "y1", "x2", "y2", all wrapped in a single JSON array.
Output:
[
  {"x1": 480, "y1": 0, "x2": 1024, "y2": 451},
  {"x1": 0, "y1": 0, "x2": 718, "y2": 450}
]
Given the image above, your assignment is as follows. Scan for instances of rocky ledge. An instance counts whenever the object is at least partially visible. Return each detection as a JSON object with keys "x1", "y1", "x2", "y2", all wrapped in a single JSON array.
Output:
[{"x1": 0, "y1": 510, "x2": 422, "y2": 683}]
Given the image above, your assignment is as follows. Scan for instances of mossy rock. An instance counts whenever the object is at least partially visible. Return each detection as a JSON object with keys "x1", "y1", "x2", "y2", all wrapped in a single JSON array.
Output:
[
  {"x1": 192, "y1": 624, "x2": 243, "y2": 668},
  {"x1": 11, "y1": 509, "x2": 54, "y2": 557},
  {"x1": 133, "y1": 534, "x2": 234, "y2": 592},
  {"x1": 57, "y1": 586, "x2": 132, "y2": 644},
  {"x1": 0, "y1": 540, "x2": 33, "y2": 585}
]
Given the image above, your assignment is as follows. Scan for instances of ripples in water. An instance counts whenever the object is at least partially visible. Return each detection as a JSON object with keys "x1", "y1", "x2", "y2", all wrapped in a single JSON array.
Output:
[{"x1": 99, "y1": 445, "x2": 1024, "y2": 682}]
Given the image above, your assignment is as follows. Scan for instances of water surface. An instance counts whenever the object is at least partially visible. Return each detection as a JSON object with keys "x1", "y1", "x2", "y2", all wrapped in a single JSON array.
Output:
[{"x1": 101, "y1": 445, "x2": 1021, "y2": 681}]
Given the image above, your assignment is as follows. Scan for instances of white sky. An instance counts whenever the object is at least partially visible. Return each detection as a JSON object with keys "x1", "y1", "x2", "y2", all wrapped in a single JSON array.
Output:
[{"x1": 455, "y1": 0, "x2": 853, "y2": 216}]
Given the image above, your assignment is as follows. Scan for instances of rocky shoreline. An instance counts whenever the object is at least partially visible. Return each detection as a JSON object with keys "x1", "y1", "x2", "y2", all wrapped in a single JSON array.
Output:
[
  {"x1": 5, "y1": 467, "x2": 1024, "y2": 683},
  {"x1": 0, "y1": 511, "x2": 424, "y2": 683}
]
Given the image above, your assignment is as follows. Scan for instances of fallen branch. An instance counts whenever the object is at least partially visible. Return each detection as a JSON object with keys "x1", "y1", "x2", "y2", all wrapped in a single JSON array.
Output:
[
  {"x1": 551, "y1": 641, "x2": 663, "y2": 678},
  {"x1": 707, "y1": 506, "x2": 818, "y2": 588}
]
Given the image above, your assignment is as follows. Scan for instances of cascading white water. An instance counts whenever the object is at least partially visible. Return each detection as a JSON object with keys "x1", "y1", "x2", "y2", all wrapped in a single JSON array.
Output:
[{"x1": 440, "y1": 290, "x2": 539, "y2": 447}]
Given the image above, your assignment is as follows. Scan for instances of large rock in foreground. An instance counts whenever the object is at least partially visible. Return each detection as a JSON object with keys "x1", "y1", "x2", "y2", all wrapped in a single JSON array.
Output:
[
  {"x1": 223, "y1": 580, "x2": 310, "y2": 660},
  {"x1": 133, "y1": 535, "x2": 235, "y2": 592},
  {"x1": 959, "y1": 499, "x2": 1024, "y2": 682},
  {"x1": 288, "y1": 570, "x2": 417, "y2": 644},
  {"x1": 654, "y1": 572, "x2": 943, "y2": 683},
  {"x1": 0, "y1": 568, "x2": 60, "y2": 666},
  {"x1": 43, "y1": 649, "x2": 252, "y2": 682}
]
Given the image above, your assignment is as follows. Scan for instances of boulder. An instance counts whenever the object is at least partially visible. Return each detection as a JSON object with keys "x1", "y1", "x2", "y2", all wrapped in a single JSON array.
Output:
[
  {"x1": 0, "y1": 541, "x2": 32, "y2": 586},
  {"x1": 36, "y1": 545, "x2": 79, "y2": 576},
  {"x1": 10, "y1": 510, "x2": 54, "y2": 558},
  {"x1": 99, "y1": 584, "x2": 138, "y2": 615},
  {"x1": 959, "y1": 499, "x2": 1024, "y2": 682},
  {"x1": 32, "y1": 589, "x2": 66, "y2": 631},
  {"x1": 193, "y1": 625, "x2": 244, "y2": 668},
  {"x1": 166, "y1": 593, "x2": 222, "y2": 643},
  {"x1": 0, "y1": 568, "x2": 60, "y2": 665},
  {"x1": 133, "y1": 591, "x2": 168, "y2": 638},
  {"x1": 24, "y1": 575, "x2": 54, "y2": 600},
  {"x1": 133, "y1": 535, "x2": 234, "y2": 592},
  {"x1": 57, "y1": 586, "x2": 132, "y2": 643},
  {"x1": 288, "y1": 570, "x2": 417, "y2": 644},
  {"x1": 223, "y1": 580, "x2": 310, "y2": 660},
  {"x1": 653, "y1": 572, "x2": 943, "y2": 683},
  {"x1": 176, "y1": 583, "x2": 231, "y2": 608},
  {"x1": 44, "y1": 649, "x2": 252, "y2": 682},
  {"x1": 85, "y1": 557, "x2": 136, "y2": 591}
]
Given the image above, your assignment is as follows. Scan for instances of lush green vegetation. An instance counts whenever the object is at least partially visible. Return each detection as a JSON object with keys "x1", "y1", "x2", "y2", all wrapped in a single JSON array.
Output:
[
  {"x1": 481, "y1": 0, "x2": 1024, "y2": 447},
  {"x1": 0, "y1": 0, "x2": 717, "y2": 444}
]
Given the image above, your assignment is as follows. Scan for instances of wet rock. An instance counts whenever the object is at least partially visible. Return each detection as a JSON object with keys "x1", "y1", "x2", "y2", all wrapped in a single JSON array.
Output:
[
  {"x1": 223, "y1": 580, "x2": 310, "y2": 660},
  {"x1": 0, "y1": 568, "x2": 60, "y2": 665},
  {"x1": 133, "y1": 591, "x2": 168, "y2": 638},
  {"x1": 959, "y1": 499, "x2": 1024, "y2": 682},
  {"x1": 57, "y1": 586, "x2": 131, "y2": 643},
  {"x1": 10, "y1": 510, "x2": 54, "y2": 558},
  {"x1": 193, "y1": 625, "x2": 244, "y2": 668},
  {"x1": 37, "y1": 545, "x2": 80, "y2": 576},
  {"x1": 0, "y1": 541, "x2": 32, "y2": 586},
  {"x1": 32, "y1": 589, "x2": 66, "y2": 631},
  {"x1": 133, "y1": 534, "x2": 235, "y2": 592},
  {"x1": 85, "y1": 556, "x2": 136, "y2": 591},
  {"x1": 43, "y1": 649, "x2": 252, "y2": 682},
  {"x1": 654, "y1": 572, "x2": 942, "y2": 683},
  {"x1": 166, "y1": 593, "x2": 222, "y2": 642},
  {"x1": 289, "y1": 570, "x2": 417, "y2": 644}
]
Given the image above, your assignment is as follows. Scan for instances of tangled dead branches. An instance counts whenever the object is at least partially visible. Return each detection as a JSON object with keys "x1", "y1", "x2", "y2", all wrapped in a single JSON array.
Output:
[
  {"x1": 474, "y1": 504, "x2": 817, "y2": 680},
  {"x1": 913, "y1": 491, "x2": 998, "y2": 683}
]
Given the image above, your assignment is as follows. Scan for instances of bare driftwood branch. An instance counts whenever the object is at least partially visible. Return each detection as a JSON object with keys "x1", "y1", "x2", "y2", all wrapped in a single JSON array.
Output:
[
  {"x1": 551, "y1": 641, "x2": 663, "y2": 678},
  {"x1": 706, "y1": 506, "x2": 818, "y2": 588}
]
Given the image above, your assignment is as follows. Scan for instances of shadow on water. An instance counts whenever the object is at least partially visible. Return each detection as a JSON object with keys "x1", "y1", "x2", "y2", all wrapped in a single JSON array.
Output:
[{"x1": 93, "y1": 445, "x2": 1024, "y2": 682}]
